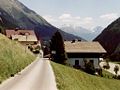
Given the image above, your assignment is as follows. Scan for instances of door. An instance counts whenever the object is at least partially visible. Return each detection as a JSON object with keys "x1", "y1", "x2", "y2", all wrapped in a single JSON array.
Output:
[{"x1": 75, "y1": 60, "x2": 79, "y2": 66}]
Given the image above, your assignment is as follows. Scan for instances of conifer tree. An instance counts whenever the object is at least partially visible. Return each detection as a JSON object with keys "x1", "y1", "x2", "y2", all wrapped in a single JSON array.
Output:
[{"x1": 50, "y1": 31, "x2": 67, "y2": 64}]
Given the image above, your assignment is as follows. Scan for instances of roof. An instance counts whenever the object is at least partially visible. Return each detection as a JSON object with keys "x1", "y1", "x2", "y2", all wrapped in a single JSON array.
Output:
[
  {"x1": 12, "y1": 35, "x2": 38, "y2": 42},
  {"x1": 6, "y1": 29, "x2": 35, "y2": 38},
  {"x1": 64, "y1": 41, "x2": 106, "y2": 53}
]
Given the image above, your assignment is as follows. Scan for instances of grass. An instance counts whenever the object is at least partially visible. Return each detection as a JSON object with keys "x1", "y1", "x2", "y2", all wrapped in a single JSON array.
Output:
[
  {"x1": 0, "y1": 34, "x2": 36, "y2": 82},
  {"x1": 102, "y1": 70, "x2": 114, "y2": 79},
  {"x1": 51, "y1": 61, "x2": 120, "y2": 90}
]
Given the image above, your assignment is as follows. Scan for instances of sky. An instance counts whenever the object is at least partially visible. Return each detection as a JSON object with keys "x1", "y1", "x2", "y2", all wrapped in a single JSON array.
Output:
[{"x1": 19, "y1": 0, "x2": 120, "y2": 30}]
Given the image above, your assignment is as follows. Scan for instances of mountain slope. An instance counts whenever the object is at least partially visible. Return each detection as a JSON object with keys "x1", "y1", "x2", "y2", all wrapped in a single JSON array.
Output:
[
  {"x1": 0, "y1": 8, "x2": 18, "y2": 29},
  {"x1": 61, "y1": 26, "x2": 103, "y2": 41},
  {"x1": 0, "y1": 0, "x2": 83, "y2": 41},
  {"x1": 51, "y1": 61, "x2": 120, "y2": 90},
  {"x1": 0, "y1": 34, "x2": 35, "y2": 82},
  {"x1": 92, "y1": 26, "x2": 104, "y2": 38},
  {"x1": 94, "y1": 18, "x2": 120, "y2": 60}
]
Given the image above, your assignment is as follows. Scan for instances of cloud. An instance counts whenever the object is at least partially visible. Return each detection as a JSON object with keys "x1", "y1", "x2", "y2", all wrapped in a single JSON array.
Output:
[
  {"x1": 58, "y1": 14, "x2": 94, "y2": 28},
  {"x1": 58, "y1": 14, "x2": 81, "y2": 23},
  {"x1": 42, "y1": 15, "x2": 57, "y2": 22},
  {"x1": 100, "y1": 13, "x2": 118, "y2": 20},
  {"x1": 59, "y1": 14, "x2": 81, "y2": 21},
  {"x1": 59, "y1": 14, "x2": 73, "y2": 19},
  {"x1": 99, "y1": 13, "x2": 119, "y2": 27},
  {"x1": 42, "y1": 14, "x2": 95, "y2": 29},
  {"x1": 82, "y1": 17, "x2": 93, "y2": 24},
  {"x1": 42, "y1": 13, "x2": 119, "y2": 30}
]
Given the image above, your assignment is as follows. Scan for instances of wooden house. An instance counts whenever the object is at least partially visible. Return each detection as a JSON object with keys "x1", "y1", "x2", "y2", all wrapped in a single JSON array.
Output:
[{"x1": 5, "y1": 29, "x2": 39, "y2": 46}]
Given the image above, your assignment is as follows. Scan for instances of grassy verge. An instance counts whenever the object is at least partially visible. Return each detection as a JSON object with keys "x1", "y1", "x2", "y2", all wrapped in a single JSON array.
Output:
[
  {"x1": 102, "y1": 70, "x2": 114, "y2": 79},
  {"x1": 51, "y1": 61, "x2": 120, "y2": 90},
  {"x1": 0, "y1": 34, "x2": 36, "y2": 83}
]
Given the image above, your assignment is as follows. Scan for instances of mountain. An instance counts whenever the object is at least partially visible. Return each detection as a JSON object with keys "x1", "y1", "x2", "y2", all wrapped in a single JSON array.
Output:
[
  {"x1": 0, "y1": 8, "x2": 18, "y2": 31},
  {"x1": 92, "y1": 26, "x2": 104, "y2": 36},
  {"x1": 0, "y1": 0, "x2": 83, "y2": 41},
  {"x1": 60, "y1": 25, "x2": 103, "y2": 41},
  {"x1": 94, "y1": 18, "x2": 120, "y2": 61}
]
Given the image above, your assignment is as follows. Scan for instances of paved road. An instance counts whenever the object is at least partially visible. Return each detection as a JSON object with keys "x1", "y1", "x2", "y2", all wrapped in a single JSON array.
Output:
[
  {"x1": 100, "y1": 62, "x2": 120, "y2": 75},
  {"x1": 0, "y1": 58, "x2": 57, "y2": 90}
]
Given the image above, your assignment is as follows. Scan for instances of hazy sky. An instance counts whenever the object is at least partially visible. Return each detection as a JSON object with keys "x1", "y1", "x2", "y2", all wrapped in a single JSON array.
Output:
[{"x1": 19, "y1": 0, "x2": 120, "y2": 29}]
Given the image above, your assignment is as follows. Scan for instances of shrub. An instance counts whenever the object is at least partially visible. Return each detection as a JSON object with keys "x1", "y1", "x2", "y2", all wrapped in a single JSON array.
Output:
[
  {"x1": 10, "y1": 74, "x2": 14, "y2": 77},
  {"x1": 114, "y1": 65, "x2": 119, "y2": 75},
  {"x1": 96, "y1": 68, "x2": 103, "y2": 76},
  {"x1": 103, "y1": 64, "x2": 110, "y2": 69},
  {"x1": 35, "y1": 45, "x2": 41, "y2": 50},
  {"x1": 103, "y1": 60, "x2": 110, "y2": 69},
  {"x1": 84, "y1": 61, "x2": 95, "y2": 75},
  {"x1": 117, "y1": 75, "x2": 120, "y2": 79},
  {"x1": 33, "y1": 49, "x2": 40, "y2": 54},
  {"x1": 28, "y1": 45, "x2": 33, "y2": 51},
  {"x1": 73, "y1": 65, "x2": 81, "y2": 69},
  {"x1": 113, "y1": 75, "x2": 120, "y2": 79}
]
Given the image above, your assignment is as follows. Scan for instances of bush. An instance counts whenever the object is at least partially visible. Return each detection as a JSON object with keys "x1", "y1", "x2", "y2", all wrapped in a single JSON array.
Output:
[
  {"x1": 96, "y1": 68, "x2": 103, "y2": 76},
  {"x1": 103, "y1": 64, "x2": 110, "y2": 69},
  {"x1": 103, "y1": 60, "x2": 110, "y2": 69},
  {"x1": 10, "y1": 74, "x2": 14, "y2": 77},
  {"x1": 28, "y1": 45, "x2": 33, "y2": 51},
  {"x1": 33, "y1": 49, "x2": 40, "y2": 54},
  {"x1": 117, "y1": 75, "x2": 120, "y2": 79},
  {"x1": 113, "y1": 75, "x2": 120, "y2": 79},
  {"x1": 73, "y1": 65, "x2": 81, "y2": 69},
  {"x1": 84, "y1": 61, "x2": 95, "y2": 75},
  {"x1": 114, "y1": 65, "x2": 119, "y2": 75},
  {"x1": 35, "y1": 45, "x2": 41, "y2": 50}
]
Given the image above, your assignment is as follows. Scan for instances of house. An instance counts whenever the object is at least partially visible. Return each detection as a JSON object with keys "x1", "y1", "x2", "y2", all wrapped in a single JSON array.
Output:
[
  {"x1": 5, "y1": 29, "x2": 40, "y2": 45},
  {"x1": 64, "y1": 41, "x2": 106, "y2": 69}
]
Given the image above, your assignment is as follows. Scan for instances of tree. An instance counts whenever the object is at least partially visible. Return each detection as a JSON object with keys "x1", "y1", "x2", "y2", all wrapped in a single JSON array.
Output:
[
  {"x1": 0, "y1": 26, "x2": 4, "y2": 34},
  {"x1": 50, "y1": 31, "x2": 67, "y2": 64},
  {"x1": 43, "y1": 46, "x2": 50, "y2": 56}
]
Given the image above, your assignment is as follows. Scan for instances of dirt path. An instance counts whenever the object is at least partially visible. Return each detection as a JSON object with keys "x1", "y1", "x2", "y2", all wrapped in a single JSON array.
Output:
[{"x1": 0, "y1": 58, "x2": 57, "y2": 90}]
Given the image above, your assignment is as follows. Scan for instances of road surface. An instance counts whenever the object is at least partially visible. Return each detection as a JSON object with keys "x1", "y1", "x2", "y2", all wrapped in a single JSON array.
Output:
[
  {"x1": 100, "y1": 61, "x2": 120, "y2": 75},
  {"x1": 0, "y1": 57, "x2": 57, "y2": 90}
]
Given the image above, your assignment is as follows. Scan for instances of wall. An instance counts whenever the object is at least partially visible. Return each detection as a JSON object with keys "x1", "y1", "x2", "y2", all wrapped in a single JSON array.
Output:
[
  {"x1": 67, "y1": 58, "x2": 99, "y2": 68},
  {"x1": 19, "y1": 41, "x2": 37, "y2": 46}
]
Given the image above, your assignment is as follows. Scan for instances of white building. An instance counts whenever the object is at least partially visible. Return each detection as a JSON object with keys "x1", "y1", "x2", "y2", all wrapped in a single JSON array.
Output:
[{"x1": 64, "y1": 41, "x2": 106, "y2": 69}]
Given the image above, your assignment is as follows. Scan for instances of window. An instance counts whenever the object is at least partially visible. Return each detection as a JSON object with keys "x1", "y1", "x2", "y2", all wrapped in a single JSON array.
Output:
[{"x1": 75, "y1": 60, "x2": 79, "y2": 66}]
